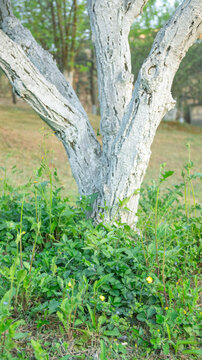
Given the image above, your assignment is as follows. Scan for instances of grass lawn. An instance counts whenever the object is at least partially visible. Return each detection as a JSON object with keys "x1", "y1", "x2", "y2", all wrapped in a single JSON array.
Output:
[
  {"x1": 0, "y1": 101, "x2": 201, "y2": 201},
  {"x1": 0, "y1": 100, "x2": 201, "y2": 359}
]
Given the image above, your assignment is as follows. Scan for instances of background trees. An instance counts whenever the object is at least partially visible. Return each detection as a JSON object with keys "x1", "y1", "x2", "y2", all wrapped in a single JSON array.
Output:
[
  {"x1": 1, "y1": 0, "x2": 201, "y2": 120},
  {"x1": 129, "y1": 0, "x2": 202, "y2": 121},
  {"x1": 12, "y1": 0, "x2": 87, "y2": 84}
]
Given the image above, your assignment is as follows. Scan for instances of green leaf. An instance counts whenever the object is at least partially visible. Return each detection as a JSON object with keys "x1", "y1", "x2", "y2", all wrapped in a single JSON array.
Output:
[
  {"x1": 118, "y1": 196, "x2": 131, "y2": 207},
  {"x1": 48, "y1": 299, "x2": 60, "y2": 314},
  {"x1": 137, "y1": 312, "x2": 147, "y2": 322},
  {"x1": 57, "y1": 276, "x2": 64, "y2": 290},
  {"x1": 98, "y1": 315, "x2": 107, "y2": 327},
  {"x1": 51, "y1": 257, "x2": 57, "y2": 275},
  {"x1": 160, "y1": 170, "x2": 174, "y2": 183},
  {"x1": 31, "y1": 339, "x2": 48, "y2": 360},
  {"x1": 182, "y1": 349, "x2": 202, "y2": 355},
  {"x1": 163, "y1": 343, "x2": 169, "y2": 355},
  {"x1": 93, "y1": 274, "x2": 112, "y2": 292},
  {"x1": 87, "y1": 304, "x2": 96, "y2": 329},
  {"x1": 100, "y1": 340, "x2": 107, "y2": 360},
  {"x1": 147, "y1": 307, "x2": 156, "y2": 318},
  {"x1": 16, "y1": 269, "x2": 27, "y2": 284},
  {"x1": 166, "y1": 323, "x2": 171, "y2": 341},
  {"x1": 103, "y1": 328, "x2": 120, "y2": 336}
]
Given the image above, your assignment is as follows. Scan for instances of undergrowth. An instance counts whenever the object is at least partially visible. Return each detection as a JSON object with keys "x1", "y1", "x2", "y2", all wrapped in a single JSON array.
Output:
[{"x1": 0, "y1": 153, "x2": 201, "y2": 359}]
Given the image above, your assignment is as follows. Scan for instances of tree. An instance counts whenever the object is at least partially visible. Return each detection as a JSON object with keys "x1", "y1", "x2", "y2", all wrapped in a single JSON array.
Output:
[
  {"x1": 12, "y1": 0, "x2": 87, "y2": 85},
  {"x1": 129, "y1": 0, "x2": 202, "y2": 121},
  {"x1": 0, "y1": 0, "x2": 201, "y2": 226},
  {"x1": 172, "y1": 42, "x2": 202, "y2": 120}
]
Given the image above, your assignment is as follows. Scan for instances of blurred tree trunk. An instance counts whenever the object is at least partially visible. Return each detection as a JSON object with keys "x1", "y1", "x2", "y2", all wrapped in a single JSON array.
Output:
[
  {"x1": 11, "y1": 87, "x2": 16, "y2": 104},
  {"x1": 90, "y1": 48, "x2": 97, "y2": 115}
]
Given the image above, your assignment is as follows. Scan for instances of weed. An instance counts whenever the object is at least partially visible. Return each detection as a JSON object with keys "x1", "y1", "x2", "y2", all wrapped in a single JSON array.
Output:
[{"x1": 0, "y1": 157, "x2": 201, "y2": 359}]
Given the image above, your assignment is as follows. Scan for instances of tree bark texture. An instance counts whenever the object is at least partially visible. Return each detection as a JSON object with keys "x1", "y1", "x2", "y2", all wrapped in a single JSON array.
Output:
[{"x1": 0, "y1": 0, "x2": 201, "y2": 226}]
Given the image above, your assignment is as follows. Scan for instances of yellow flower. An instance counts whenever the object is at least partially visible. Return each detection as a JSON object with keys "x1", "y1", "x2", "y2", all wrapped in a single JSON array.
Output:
[
  {"x1": 146, "y1": 276, "x2": 153, "y2": 284},
  {"x1": 157, "y1": 329, "x2": 160, "y2": 332},
  {"x1": 200, "y1": 312, "x2": 202, "y2": 315},
  {"x1": 99, "y1": 295, "x2": 105, "y2": 302},
  {"x1": 68, "y1": 282, "x2": 72, "y2": 288},
  {"x1": 21, "y1": 231, "x2": 26, "y2": 235},
  {"x1": 184, "y1": 310, "x2": 187, "y2": 315},
  {"x1": 34, "y1": 181, "x2": 38, "y2": 184},
  {"x1": 176, "y1": 282, "x2": 179, "y2": 285},
  {"x1": 165, "y1": 307, "x2": 168, "y2": 310}
]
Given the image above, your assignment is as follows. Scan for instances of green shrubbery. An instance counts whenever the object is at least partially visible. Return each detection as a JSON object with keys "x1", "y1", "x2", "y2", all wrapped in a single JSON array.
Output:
[{"x1": 0, "y1": 159, "x2": 201, "y2": 359}]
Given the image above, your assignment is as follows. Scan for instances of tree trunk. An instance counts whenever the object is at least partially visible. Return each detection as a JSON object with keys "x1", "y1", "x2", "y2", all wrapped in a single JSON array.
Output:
[
  {"x1": 90, "y1": 48, "x2": 97, "y2": 115},
  {"x1": 11, "y1": 87, "x2": 16, "y2": 104},
  {"x1": 0, "y1": 0, "x2": 201, "y2": 226}
]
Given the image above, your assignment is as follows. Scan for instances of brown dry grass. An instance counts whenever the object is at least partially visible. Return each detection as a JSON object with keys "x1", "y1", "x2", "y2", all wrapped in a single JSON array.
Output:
[{"x1": 0, "y1": 101, "x2": 201, "y2": 201}]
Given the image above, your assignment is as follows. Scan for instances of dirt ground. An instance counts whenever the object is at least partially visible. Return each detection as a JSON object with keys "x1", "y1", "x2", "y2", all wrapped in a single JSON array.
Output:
[{"x1": 0, "y1": 101, "x2": 201, "y2": 201}]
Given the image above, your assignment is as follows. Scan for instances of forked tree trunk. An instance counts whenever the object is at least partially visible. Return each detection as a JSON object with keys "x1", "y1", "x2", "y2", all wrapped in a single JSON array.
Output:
[{"x1": 0, "y1": 0, "x2": 201, "y2": 226}]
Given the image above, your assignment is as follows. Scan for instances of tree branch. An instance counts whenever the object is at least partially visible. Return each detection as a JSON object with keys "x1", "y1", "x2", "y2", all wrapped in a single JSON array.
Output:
[
  {"x1": 0, "y1": 31, "x2": 102, "y2": 195},
  {"x1": 0, "y1": 0, "x2": 13, "y2": 27},
  {"x1": 87, "y1": 0, "x2": 134, "y2": 166},
  {"x1": 105, "y1": 0, "x2": 202, "y2": 223},
  {"x1": 124, "y1": 0, "x2": 149, "y2": 22}
]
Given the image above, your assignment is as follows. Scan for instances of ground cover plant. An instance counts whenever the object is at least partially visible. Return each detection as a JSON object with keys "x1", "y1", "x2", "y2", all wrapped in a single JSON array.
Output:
[
  {"x1": 0, "y1": 149, "x2": 201, "y2": 359},
  {"x1": 1, "y1": 0, "x2": 202, "y2": 226}
]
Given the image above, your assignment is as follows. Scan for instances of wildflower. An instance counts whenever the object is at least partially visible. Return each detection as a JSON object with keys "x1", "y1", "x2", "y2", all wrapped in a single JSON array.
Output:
[
  {"x1": 99, "y1": 295, "x2": 105, "y2": 302},
  {"x1": 165, "y1": 307, "x2": 168, "y2": 310},
  {"x1": 146, "y1": 276, "x2": 153, "y2": 284},
  {"x1": 3, "y1": 302, "x2": 8, "y2": 305},
  {"x1": 21, "y1": 231, "x2": 26, "y2": 235},
  {"x1": 183, "y1": 310, "x2": 187, "y2": 315},
  {"x1": 68, "y1": 281, "x2": 72, "y2": 288},
  {"x1": 114, "y1": 339, "x2": 117, "y2": 342},
  {"x1": 200, "y1": 312, "x2": 202, "y2": 315},
  {"x1": 157, "y1": 329, "x2": 160, "y2": 332},
  {"x1": 34, "y1": 181, "x2": 38, "y2": 184},
  {"x1": 176, "y1": 282, "x2": 179, "y2": 285},
  {"x1": 121, "y1": 342, "x2": 128, "y2": 346}
]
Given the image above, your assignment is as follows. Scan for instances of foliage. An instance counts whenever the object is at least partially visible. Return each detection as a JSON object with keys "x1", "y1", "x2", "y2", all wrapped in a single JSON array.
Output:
[
  {"x1": 12, "y1": 0, "x2": 88, "y2": 74},
  {"x1": 129, "y1": 0, "x2": 202, "y2": 120},
  {"x1": 0, "y1": 156, "x2": 201, "y2": 359}
]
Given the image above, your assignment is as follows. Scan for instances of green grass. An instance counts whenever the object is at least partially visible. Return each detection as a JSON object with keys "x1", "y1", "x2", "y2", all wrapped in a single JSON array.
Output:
[
  {"x1": 0, "y1": 102, "x2": 201, "y2": 359},
  {"x1": 0, "y1": 162, "x2": 201, "y2": 359}
]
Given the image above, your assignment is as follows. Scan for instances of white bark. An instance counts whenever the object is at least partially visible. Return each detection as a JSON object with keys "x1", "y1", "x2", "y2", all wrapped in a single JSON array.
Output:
[
  {"x1": 103, "y1": 0, "x2": 202, "y2": 224},
  {"x1": 0, "y1": 0, "x2": 201, "y2": 225},
  {"x1": 63, "y1": 69, "x2": 74, "y2": 87},
  {"x1": 87, "y1": 0, "x2": 149, "y2": 192},
  {"x1": 123, "y1": 0, "x2": 149, "y2": 22},
  {"x1": 0, "y1": 30, "x2": 102, "y2": 196},
  {"x1": 87, "y1": 0, "x2": 134, "y2": 158}
]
